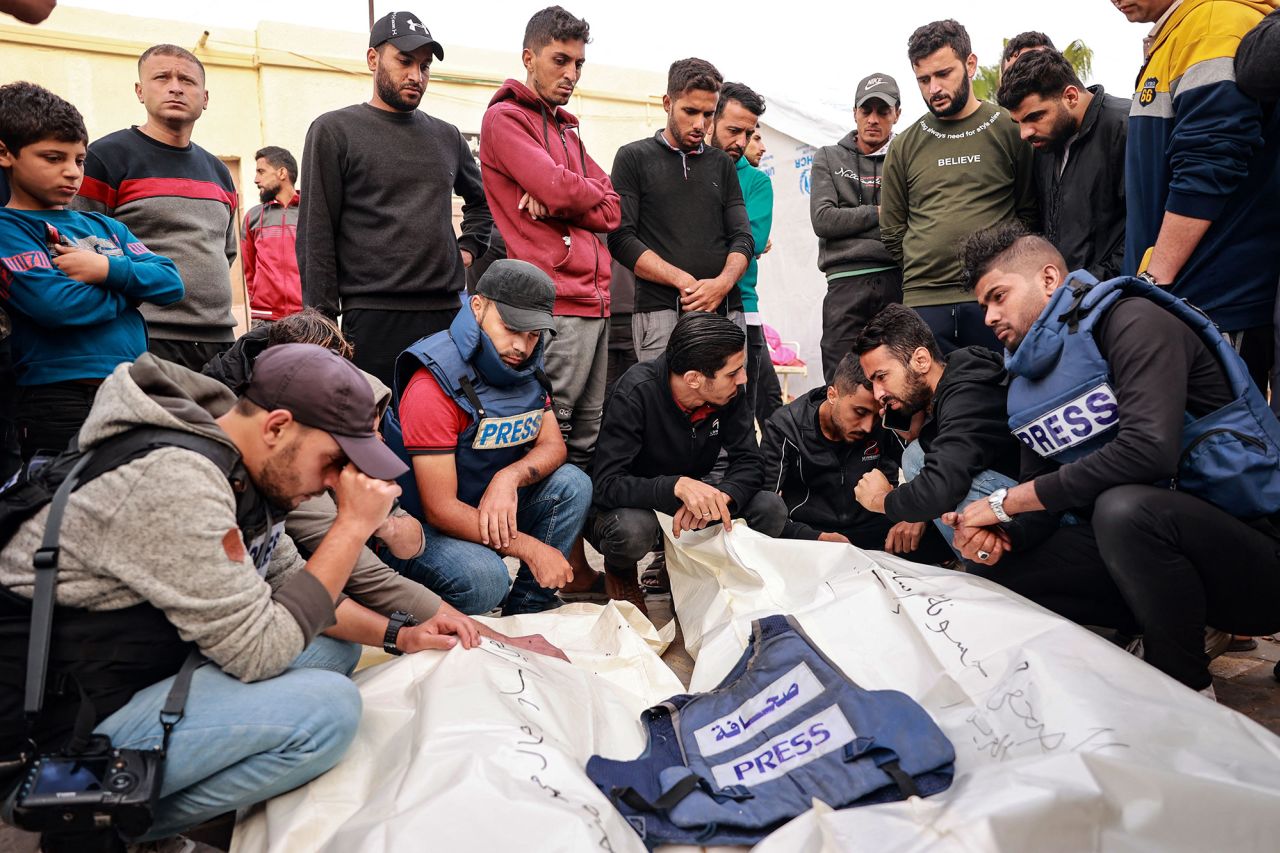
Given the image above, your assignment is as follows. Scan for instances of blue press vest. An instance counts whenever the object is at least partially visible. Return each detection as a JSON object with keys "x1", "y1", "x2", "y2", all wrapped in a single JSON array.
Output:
[
  {"x1": 1007, "y1": 273, "x2": 1280, "y2": 518},
  {"x1": 382, "y1": 307, "x2": 549, "y2": 516},
  {"x1": 586, "y1": 615, "x2": 954, "y2": 848}
]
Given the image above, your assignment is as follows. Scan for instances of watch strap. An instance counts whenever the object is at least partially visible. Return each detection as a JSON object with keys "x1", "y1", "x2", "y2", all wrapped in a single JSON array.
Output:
[
  {"x1": 987, "y1": 488, "x2": 1013, "y2": 524},
  {"x1": 383, "y1": 610, "x2": 418, "y2": 656}
]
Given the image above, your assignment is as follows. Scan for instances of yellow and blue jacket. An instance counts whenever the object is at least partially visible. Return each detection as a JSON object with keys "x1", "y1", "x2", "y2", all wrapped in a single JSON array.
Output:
[{"x1": 1126, "y1": 0, "x2": 1280, "y2": 332}]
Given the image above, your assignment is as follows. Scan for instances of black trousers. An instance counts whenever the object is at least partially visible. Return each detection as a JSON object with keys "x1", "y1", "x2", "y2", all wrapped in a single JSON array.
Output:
[
  {"x1": 0, "y1": 336, "x2": 19, "y2": 481},
  {"x1": 343, "y1": 307, "x2": 459, "y2": 390},
  {"x1": 148, "y1": 338, "x2": 232, "y2": 373},
  {"x1": 747, "y1": 323, "x2": 783, "y2": 426},
  {"x1": 976, "y1": 486, "x2": 1280, "y2": 690},
  {"x1": 971, "y1": 523, "x2": 1138, "y2": 638},
  {"x1": 915, "y1": 302, "x2": 1001, "y2": 355},
  {"x1": 588, "y1": 492, "x2": 788, "y2": 576},
  {"x1": 14, "y1": 381, "x2": 100, "y2": 461},
  {"x1": 820, "y1": 269, "x2": 903, "y2": 383},
  {"x1": 1093, "y1": 485, "x2": 1280, "y2": 689},
  {"x1": 605, "y1": 313, "x2": 638, "y2": 398}
]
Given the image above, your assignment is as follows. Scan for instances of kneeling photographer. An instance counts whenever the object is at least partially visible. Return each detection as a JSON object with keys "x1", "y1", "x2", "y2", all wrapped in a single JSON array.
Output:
[{"x1": 0, "y1": 344, "x2": 406, "y2": 851}]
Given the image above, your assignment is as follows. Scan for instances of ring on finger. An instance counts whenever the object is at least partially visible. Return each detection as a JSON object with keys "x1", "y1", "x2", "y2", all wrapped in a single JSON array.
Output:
[{"x1": 976, "y1": 549, "x2": 991, "y2": 561}]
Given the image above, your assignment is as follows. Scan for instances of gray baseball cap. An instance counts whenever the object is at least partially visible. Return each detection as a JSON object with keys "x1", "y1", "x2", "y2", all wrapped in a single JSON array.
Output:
[
  {"x1": 855, "y1": 73, "x2": 900, "y2": 109},
  {"x1": 476, "y1": 259, "x2": 557, "y2": 335},
  {"x1": 246, "y1": 343, "x2": 408, "y2": 481}
]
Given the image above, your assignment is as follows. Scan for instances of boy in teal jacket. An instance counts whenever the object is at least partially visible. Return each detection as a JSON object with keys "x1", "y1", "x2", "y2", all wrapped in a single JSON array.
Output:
[{"x1": 0, "y1": 82, "x2": 183, "y2": 459}]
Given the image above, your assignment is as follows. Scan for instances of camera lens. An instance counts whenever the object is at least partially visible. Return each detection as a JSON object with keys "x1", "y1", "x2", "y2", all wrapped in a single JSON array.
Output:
[{"x1": 108, "y1": 771, "x2": 138, "y2": 793}]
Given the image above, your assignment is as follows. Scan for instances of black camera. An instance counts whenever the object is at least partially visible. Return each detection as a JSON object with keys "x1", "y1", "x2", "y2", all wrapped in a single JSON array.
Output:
[{"x1": 4, "y1": 735, "x2": 161, "y2": 842}]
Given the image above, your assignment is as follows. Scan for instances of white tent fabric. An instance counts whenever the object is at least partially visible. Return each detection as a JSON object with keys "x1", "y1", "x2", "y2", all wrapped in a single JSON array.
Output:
[
  {"x1": 663, "y1": 519, "x2": 1280, "y2": 852},
  {"x1": 230, "y1": 603, "x2": 683, "y2": 853},
  {"x1": 753, "y1": 99, "x2": 852, "y2": 395}
]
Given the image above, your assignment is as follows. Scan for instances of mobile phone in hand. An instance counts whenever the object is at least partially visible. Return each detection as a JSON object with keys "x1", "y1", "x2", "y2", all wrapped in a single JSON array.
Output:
[{"x1": 882, "y1": 405, "x2": 914, "y2": 433}]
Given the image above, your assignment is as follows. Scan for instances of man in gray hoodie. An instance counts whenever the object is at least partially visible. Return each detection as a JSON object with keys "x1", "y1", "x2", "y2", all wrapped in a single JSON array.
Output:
[
  {"x1": 0, "y1": 345, "x2": 405, "y2": 841},
  {"x1": 809, "y1": 73, "x2": 903, "y2": 383}
]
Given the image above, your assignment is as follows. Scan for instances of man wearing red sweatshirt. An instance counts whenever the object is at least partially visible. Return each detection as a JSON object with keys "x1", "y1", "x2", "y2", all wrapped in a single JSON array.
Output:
[{"x1": 479, "y1": 5, "x2": 620, "y2": 472}]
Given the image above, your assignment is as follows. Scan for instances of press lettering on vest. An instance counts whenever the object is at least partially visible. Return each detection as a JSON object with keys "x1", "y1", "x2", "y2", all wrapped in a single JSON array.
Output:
[
  {"x1": 471, "y1": 410, "x2": 544, "y2": 450},
  {"x1": 1013, "y1": 383, "x2": 1119, "y2": 457},
  {"x1": 710, "y1": 705, "x2": 856, "y2": 789},
  {"x1": 246, "y1": 520, "x2": 286, "y2": 576},
  {"x1": 693, "y1": 662, "x2": 824, "y2": 756}
]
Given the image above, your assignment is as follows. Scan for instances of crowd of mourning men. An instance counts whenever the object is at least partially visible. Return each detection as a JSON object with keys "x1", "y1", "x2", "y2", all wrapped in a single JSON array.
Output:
[{"x1": 1, "y1": 0, "x2": 1280, "y2": 846}]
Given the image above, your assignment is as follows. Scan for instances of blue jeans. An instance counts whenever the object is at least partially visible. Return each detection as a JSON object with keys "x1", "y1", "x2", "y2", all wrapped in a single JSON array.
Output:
[
  {"x1": 389, "y1": 464, "x2": 592, "y2": 616},
  {"x1": 900, "y1": 439, "x2": 1017, "y2": 557},
  {"x1": 94, "y1": 636, "x2": 362, "y2": 841}
]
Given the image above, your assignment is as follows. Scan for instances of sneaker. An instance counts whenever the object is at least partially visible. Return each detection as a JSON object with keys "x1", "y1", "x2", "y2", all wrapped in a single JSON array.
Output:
[{"x1": 1205, "y1": 628, "x2": 1232, "y2": 660}]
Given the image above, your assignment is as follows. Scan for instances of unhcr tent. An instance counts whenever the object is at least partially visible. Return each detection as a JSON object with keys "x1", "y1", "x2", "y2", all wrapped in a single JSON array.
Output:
[{"x1": 753, "y1": 98, "x2": 851, "y2": 396}]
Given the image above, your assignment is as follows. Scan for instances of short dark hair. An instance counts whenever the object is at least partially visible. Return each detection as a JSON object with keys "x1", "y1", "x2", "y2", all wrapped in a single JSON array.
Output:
[
  {"x1": 908, "y1": 19, "x2": 972, "y2": 66},
  {"x1": 138, "y1": 44, "x2": 206, "y2": 82},
  {"x1": 1001, "y1": 31, "x2": 1055, "y2": 67},
  {"x1": 667, "y1": 57, "x2": 722, "y2": 99},
  {"x1": 267, "y1": 307, "x2": 353, "y2": 359},
  {"x1": 0, "y1": 82, "x2": 87, "y2": 156},
  {"x1": 667, "y1": 312, "x2": 745, "y2": 377},
  {"x1": 831, "y1": 353, "x2": 873, "y2": 393},
  {"x1": 523, "y1": 6, "x2": 590, "y2": 51},
  {"x1": 997, "y1": 48, "x2": 1083, "y2": 111},
  {"x1": 716, "y1": 82, "x2": 765, "y2": 118},
  {"x1": 854, "y1": 304, "x2": 942, "y2": 364},
  {"x1": 958, "y1": 221, "x2": 1065, "y2": 291},
  {"x1": 255, "y1": 145, "x2": 298, "y2": 184}
]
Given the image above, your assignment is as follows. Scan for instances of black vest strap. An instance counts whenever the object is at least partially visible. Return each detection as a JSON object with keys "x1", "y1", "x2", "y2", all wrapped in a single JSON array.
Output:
[
  {"x1": 457, "y1": 375, "x2": 487, "y2": 420},
  {"x1": 880, "y1": 758, "x2": 921, "y2": 799}
]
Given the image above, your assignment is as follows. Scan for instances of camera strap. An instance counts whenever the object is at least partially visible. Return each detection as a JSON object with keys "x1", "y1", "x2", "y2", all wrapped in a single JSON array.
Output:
[{"x1": 22, "y1": 444, "x2": 204, "y2": 755}]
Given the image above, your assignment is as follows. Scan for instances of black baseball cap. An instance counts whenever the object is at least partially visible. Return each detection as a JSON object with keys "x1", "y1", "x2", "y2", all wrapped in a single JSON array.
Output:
[
  {"x1": 476, "y1": 259, "x2": 557, "y2": 335},
  {"x1": 855, "y1": 73, "x2": 900, "y2": 109},
  {"x1": 369, "y1": 11, "x2": 444, "y2": 60},
  {"x1": 245, "y1": 344, "x2": 408, "y2": 481}
]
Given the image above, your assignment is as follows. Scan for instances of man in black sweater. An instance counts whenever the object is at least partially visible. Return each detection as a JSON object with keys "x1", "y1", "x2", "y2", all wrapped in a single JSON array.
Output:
[
  {"x1": 952, "y1": 223, "x2": 1280, "y2": 696},
  {"x1": 297, "y1": 12, "x2": 491, "y2": 387},
  {"x1": 997, "y1": 48, "x2": 1128, "y2": 280},
  {"x1": 589, "y1": 312, "x2": 785, "y2": 611},
  {"x1": 851, "y1": 304, "x2": 1023, "y2": 554},
  {"x1": 608, "y1": 58, "x2": 754, "y2": 361},
  {"x1": 762, "y1": 353, "x2": 951, "y2": 561}
]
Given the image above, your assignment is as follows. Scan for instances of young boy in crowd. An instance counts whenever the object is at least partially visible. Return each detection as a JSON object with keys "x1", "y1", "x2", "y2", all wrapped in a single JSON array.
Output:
[{"x1": 0, "y1": 82, "x2": 183, "y2": 460}]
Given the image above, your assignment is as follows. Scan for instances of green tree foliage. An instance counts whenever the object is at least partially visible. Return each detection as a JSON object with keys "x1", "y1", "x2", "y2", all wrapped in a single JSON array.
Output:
[{"x1": 973, "y1": 38, "x2": 1095, "y2": 102}]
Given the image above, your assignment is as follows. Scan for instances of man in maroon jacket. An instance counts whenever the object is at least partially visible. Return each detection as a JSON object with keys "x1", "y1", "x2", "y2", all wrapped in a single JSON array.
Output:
[{"x1": 479, "y1": 6, "x2": 620, "y2": 476}]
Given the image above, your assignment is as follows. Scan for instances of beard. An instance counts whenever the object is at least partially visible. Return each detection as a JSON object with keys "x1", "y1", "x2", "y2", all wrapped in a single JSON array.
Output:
[
  {"x1": 894, "y1": 369, "x2": 934, "y2": 416},
  {"x1": 255, "y1": 438, "x2": 305, "y2": 511},
  {"x1": 258, "y1": 184, "x2": 279, "y2": 204},
  {"x1": 375, "y1": 66, "x2": 422, "y2": 112},
  {"x1": 1033, "y1": 109, "x2": 1080, "y2": 152},
  {"x1": 927, "y1": 74, "x2": 972, "y2": 119}
]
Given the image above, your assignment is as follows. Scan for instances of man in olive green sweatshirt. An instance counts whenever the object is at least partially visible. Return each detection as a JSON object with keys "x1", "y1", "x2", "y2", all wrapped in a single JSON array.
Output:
[{"x1": 880, "y1": 19, "x2": 1038, "y2": 353}]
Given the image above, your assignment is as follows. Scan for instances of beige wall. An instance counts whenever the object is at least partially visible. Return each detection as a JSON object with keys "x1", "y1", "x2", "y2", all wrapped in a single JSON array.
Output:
[
  {"x1": 0, "y1": 7, "x2": 669, "y2": 327},
  {"x1": 0, "y1": 7, "x2": 668, "y2": 204}
]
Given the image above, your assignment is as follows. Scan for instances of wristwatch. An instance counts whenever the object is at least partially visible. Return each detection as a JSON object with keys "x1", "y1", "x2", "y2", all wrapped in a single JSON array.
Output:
[
  {"x1": 383, "y1": 610, "x2": 419, "y2": 656},
  {"x1": 987, "y1": 488, "x2": 1013, "y2": 524},
  {"x1": 1135, "y1": 271, "x2": 1162, "y2": 286}
]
